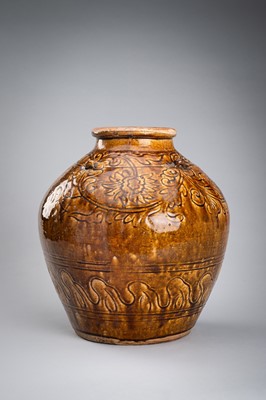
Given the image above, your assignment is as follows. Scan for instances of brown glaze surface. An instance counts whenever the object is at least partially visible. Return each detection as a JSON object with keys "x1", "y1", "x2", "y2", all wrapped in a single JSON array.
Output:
[{"x1": 39, "y1": 127, "x2": 229, "y2": 344}]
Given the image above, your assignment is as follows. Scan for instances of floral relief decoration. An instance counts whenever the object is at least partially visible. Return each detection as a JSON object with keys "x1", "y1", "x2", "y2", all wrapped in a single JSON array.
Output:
[{"x1": 43, "y1": 150, "x2": 228, "y2": 225}]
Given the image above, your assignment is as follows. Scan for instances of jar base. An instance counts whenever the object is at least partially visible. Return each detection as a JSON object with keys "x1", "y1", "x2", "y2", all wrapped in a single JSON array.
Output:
[{"x1": 74, "y1": 329, "x2": 191, "y2": 345}]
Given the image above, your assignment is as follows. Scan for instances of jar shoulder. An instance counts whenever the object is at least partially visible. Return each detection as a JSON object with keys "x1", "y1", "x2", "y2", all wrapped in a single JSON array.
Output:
[{"x1": 39, "y1": 149, "x2": 229, "y2": 225}]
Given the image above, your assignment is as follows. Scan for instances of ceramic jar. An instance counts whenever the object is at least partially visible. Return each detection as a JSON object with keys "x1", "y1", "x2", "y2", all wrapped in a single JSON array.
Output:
[{"x1": 39, "y1": 127, "x2": 229, "y2": 344}]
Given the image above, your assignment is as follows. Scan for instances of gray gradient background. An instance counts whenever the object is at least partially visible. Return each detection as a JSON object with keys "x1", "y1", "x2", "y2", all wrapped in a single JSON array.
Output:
[{"x1": 1, "y1": 0, "x2": 265, "y2": 399}]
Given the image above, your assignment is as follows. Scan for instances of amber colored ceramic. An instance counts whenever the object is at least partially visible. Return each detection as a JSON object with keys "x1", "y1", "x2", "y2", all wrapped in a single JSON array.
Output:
[{"x1": 39, "y1": 127, "x2": 229, "y2": 344}]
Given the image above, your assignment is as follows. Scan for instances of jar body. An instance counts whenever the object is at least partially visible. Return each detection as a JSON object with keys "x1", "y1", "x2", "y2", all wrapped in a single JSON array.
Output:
[{"x1": 39, "y1": 128, "x2": 229, "y2": 344}]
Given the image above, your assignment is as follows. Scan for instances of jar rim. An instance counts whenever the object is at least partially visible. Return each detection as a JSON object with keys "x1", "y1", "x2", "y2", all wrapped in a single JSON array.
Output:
[{"x1": 92, "y1": 126, "x2": 176, "y2": 139}]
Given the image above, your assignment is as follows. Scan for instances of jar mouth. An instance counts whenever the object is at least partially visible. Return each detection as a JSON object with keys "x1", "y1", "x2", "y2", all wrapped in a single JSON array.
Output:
[{"x1": 92, "y1": 126, "x2": 176, "y2": 139}]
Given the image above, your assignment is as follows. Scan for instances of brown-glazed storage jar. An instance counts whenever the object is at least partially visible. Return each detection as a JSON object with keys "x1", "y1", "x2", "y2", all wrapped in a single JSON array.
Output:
[{"x1": 39, "y1": 127, "x2": 229, "y2": 344}]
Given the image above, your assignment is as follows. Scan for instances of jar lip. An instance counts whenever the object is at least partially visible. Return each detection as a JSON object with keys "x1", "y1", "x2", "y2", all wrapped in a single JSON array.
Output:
[{"x1": 92, "y1": 126, "x2": 176, "y2": 139}]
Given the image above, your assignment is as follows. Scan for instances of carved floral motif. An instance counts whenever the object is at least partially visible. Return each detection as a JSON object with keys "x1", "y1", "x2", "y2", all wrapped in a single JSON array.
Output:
[
  {"x1": 102, "y1": 170, "x2": 159, "y2": 208},
  {"x1": 43, "y1": 150, "x2": 228, "y2": 225}
]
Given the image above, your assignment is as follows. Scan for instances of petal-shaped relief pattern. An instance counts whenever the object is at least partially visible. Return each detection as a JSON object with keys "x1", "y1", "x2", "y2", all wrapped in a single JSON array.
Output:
[{"x1": 55, "y1": 270, "x2": 214, "y2": 314}]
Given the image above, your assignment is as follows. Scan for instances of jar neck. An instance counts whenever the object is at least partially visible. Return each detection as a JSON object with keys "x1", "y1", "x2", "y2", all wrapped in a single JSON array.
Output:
[
  {"x1": 91, "y1": 127, "x2": 177, "y2": 152},
  {"x1": 95, "y1": 137, "x2": 176, "y2": 152}
]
